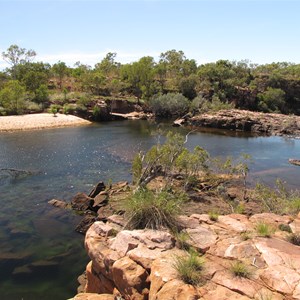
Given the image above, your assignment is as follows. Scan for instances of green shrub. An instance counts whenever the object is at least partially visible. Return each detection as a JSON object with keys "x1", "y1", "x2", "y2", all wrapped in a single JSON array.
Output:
[
  {"x1": 288, "y1": 233, "x2": 300, "y2": 246},
  {"x1": 230, "y1": 261, "x2": 252, "y2": 278},
  {"x1": 253, "y1": 179, "x2": 300, "y2": 215},
  {"x1": 278, "y1": 223, "x2": 292, "y2": 233},
  {"x1": 173, "y1": 251, "x2": 205, "y2": 285},
  {"x1": 124, "y1": 188, "x2": 184, "y2": 230},
  {"x1": 256, "y1": 222, "x2": 275, "y2": 238},
  {"x1": 49, "y1": 104, "x2": 60, "y2": 116},
  {"x1": 208, "y1": 211, "x2": 219, "y2": 222},
  {"x1": 148, "y1": 93, "x2": 190, "y2": 117}
]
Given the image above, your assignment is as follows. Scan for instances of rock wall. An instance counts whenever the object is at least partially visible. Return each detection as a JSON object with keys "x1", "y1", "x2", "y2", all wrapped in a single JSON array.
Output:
[
  {"x1": 182, "y1": 109, "x2": 300, "y2": 136},
  {"x1": 71, "y1": 212, "x2": 300, "y2": 300}
]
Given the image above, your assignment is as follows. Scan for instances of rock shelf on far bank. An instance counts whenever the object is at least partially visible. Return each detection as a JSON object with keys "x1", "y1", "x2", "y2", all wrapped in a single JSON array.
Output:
[{"x1": 179, "y1": 109, "x2": 300, "y2": 137}]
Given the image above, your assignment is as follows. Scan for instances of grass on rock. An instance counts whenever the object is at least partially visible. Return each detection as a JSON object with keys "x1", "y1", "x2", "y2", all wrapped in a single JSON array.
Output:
[
  {"x1": 173, "y1": 250, "x2": 205, "y2": 285},
  {"x1": 124, "y1": 187, "x2": 185, "y2": 230}
]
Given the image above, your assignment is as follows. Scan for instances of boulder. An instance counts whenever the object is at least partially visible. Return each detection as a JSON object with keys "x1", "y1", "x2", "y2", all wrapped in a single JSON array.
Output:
[
  {"x1": 260, "y1": 265, "x2": 300, "y2": 294},
  {"x1": 71, "y1": 193, "x2": 94, "y2": 211},
  {"x1": 72, "y1": 293, "x2": 114, "y2": 300},
  {"x1": 199, "y1": 282, "x2": 252, "y2": 300},
  {"x1": 88, "y1": 181, "x2": 106, "y2": 198},
  {"x1": 85, "y1": 261, "x2": 114, "y2": 294},
  {"x1": 111, "y1": 229, "x2": 175, "y2": 256},
  {"x1": 186, "y1": 226, "x2": 218, "y2": 252},
  {"x1": 249, "y1": 213, "x2": 292, "y2": 226},
  {"x1": 149, "y1": 253, "x2": 181, "y2": 299},
  {"x1": 217, "y1": 214, "x2": 252, "y2": 233},
  {"x1": 155, "y1": 279, "x2": 200, "y2": 299},
  {"x1": 48, "y1": 198, "x2": 68, "y2": 209},
  {"x1": 75, "y1": 214, "x2": 97, "y2": 234},
  {"x1": 212, "y1": 269, "x2": 260, "y2": 298},
  {"x1": 112, "y1": 256, "x2": 149, "y2": 299}
]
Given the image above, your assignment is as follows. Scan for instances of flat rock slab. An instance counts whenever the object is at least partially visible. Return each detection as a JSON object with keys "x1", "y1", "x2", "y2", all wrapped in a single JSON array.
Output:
[{"x1": 186, "y1": 226, "x2": 218, "y2": 252}]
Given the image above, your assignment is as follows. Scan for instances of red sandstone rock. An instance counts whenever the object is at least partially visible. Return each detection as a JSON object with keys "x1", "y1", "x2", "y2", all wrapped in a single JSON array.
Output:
[
  {"x1": 73, "y1": 293, "x2": 114, "y2": 300},
  {"x1": 112, "y1": 256, "x2": 149, "y2": 299},
  {"x1": 186, "y1": 226, "x2": 217, "y2": 252}
]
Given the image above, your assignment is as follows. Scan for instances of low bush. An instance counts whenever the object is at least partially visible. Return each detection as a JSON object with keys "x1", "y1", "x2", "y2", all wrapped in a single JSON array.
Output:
[
  {"x1": 288, "y1": 233, "x2": 300, "y2": 246},
  {"x1": 124, "y1": 187, "x2": 184, "y2": 230},
  {"x1": 278, "y1": 223, "x2": 292, "y2": 233},
  {"x1": 148, "y1": 93, "x2": 190, "y2": 117},
  {"x1": 208, "y1": 211, "x2": 219, "y2": 221},
  {"x1": 173, "y1": 250, "x2": 205, "y2": 285}
]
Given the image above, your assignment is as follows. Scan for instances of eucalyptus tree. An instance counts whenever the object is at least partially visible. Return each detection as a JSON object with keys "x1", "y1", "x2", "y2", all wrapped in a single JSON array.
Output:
[
  {"x1": 2, "y1": 44, "x2": 36, "y2": 79},
  {"x1": 52, "y1": 61, "x2": 69, "y2": 90}
]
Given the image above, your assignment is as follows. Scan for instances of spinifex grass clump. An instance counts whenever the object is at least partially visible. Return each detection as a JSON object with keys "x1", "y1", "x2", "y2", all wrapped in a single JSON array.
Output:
[
  {"x1": 173, "y1": 250, "x2": 205, "y2": 285},
  {"x1": 124, "y1": 187, "x2": 185, "y2": 230},
  {"x1": 230, "y1": 261, "x2": 252, "y2": 278},
  {"x1": 256, "y1": 222, "x2": 275, "y2": 238}
]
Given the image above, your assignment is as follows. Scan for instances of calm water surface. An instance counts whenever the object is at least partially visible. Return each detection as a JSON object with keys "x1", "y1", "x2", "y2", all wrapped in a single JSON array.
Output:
[{"x1": 0, "y1": 120, "x2": 300, "y2": 300}]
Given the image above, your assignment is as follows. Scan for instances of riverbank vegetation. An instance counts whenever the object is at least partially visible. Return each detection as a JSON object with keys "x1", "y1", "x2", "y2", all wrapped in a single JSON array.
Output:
[
  {"x1": 1, "y1": 44, "x2": 300, "y2": 117},
  {"x1": 122, "y1": 131, "x2": 300, "y2": 232}
]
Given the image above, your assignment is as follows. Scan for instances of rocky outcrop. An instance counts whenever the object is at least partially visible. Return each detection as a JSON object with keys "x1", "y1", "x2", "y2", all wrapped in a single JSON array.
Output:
[
  {"x1": 72, "y1": 212, "x2": 300, "y2": 300},
  {"x1": 179, "y1": 109, "x2": 300, "y2": 136}
]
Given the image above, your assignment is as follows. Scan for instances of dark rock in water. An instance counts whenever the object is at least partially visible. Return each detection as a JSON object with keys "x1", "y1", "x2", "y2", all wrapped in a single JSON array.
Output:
[
  {"x1": 0, "y1": 252, "x2": 32, "y2": 263},
  {"x1": 12, "y1": 265, "x2": 33, "y2": 278},
  {"x1": 48, "y1": 198, "x2": 69, "y2": 209},
  {"x1": 30, "y1": 260, "x2": 59, "y2": 270},
  {"x1": 289, "y1": 158, "x2": 300, "y2": 166},
  {"x1": 88, "y1": 181, "x2": 106, "y2": 198},
  {"x1": 93, "y1": 192, "x2": 108, "y2": 208},
  {"x1": 75, "y1": 214, "x2": 97, "y2": 234},
  {"x1": 71, "y1": 193, "x2": 94, "y2": 211}
]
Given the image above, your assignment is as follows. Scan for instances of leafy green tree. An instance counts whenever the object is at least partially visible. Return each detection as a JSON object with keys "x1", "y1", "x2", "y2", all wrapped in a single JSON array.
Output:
[
  {"x1": 95, "y1": 52, "x2": 119, "y2": 77},
  {"x1": 121, "y1": 56, "x2": 156, "y2": 100},
  {"x1": 15, "y1": 62, "x2": 50, "y2": 96},
  {"x1": 52, "y1": 61, "x2": 69, "y2": 90},
  {"x1": 0, "y1": 80, "x2": 26, "y2": 114},
  {"x1": 2, "y1": 44, "x2": 36, "y2": 79},
  {"x1": 257, "y1": 87, "x2": 286, "y2": 113},
  {"x1": 179, "y1": 75, "x2": 197, "y2": 100},
  {"x1": 34, "y1": 84, "x2": 49, "y2": 104}
]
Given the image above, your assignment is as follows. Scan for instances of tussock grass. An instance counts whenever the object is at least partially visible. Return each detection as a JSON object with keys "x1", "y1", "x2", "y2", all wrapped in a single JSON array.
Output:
[
  {"x1": 256, "y1": 222, "x2": 275, "y2": 238},
  {"x1": 173, "y1": 251, "x2": 205, "y2": 285},
  {"x1": 124, "y1": 188, "x2": 184, "y2": 230},
  {"x1": 230, "y1": 261, "x2": 252, "y2": 278}
]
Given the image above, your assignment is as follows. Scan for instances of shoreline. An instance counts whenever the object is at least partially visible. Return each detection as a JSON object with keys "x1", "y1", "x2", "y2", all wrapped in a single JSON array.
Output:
[{"x1": 0, "y1": 113, "x2": 92, "y2": 133}]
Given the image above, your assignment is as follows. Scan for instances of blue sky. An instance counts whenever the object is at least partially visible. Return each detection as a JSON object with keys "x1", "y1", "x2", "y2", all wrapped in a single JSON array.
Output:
[{"x1": 0, "y1": 0, "x2": 300, "y2": 69}]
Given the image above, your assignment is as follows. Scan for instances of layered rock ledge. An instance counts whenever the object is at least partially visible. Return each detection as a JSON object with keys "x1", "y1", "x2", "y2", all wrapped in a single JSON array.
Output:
[
  {"x1": 71, "y1": 212, "x2": 300, "y2": 300},
  {"x1": 178, "y1": 109, "x2": 300, "y2": 136}
]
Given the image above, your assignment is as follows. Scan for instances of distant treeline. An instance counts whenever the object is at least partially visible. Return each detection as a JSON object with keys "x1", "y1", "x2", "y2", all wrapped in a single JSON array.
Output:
[{"x1": 1, "y1": 44, "x2": 300, "y2": 117}]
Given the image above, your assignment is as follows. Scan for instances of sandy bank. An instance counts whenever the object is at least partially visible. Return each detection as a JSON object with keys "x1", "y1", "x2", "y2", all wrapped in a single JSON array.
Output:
[{"x1": 0, "y1": 113, "x2": 92, "y2": 132}]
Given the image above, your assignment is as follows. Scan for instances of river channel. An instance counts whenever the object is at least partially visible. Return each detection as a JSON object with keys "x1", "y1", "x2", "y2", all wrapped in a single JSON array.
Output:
[{"x1": 0, "y1": 120, "x2": 300, "y2": 300}]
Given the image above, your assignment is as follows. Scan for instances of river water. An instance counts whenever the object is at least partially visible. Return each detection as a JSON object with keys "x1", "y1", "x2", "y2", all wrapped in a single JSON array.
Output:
[{"x1": 0, "y1": 120, "x2": 300, "y2": 300}]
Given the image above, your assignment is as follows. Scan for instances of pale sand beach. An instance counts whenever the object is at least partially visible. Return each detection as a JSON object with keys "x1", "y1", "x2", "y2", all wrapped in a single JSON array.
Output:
[{"x1": 0, "y1": 113, "x2": 92, "y2": 132}]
